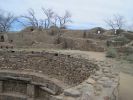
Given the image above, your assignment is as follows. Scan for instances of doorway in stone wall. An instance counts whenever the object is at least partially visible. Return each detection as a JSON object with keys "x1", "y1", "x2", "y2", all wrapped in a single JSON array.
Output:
[{"x1": 0, "y1": 36, "x2": 4, "y2": 42}]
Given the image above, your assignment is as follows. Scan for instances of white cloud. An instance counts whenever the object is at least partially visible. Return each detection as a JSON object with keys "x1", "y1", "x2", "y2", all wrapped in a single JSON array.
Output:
[{"x1": 0, "y1": 0, "x2": 133, "y2": 29}]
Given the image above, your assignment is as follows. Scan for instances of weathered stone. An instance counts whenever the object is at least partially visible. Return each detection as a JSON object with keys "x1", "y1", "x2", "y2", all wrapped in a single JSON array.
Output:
[
  {"x1": 80, "y1": 92, "x2": 94, "y2": 100},
  {"x1": 41, "y1": 86, "x2": 56, "y2": 95},
  {"x1": 94, "y1": 91, "x2": 101, "y2": 96},
  {"x1": 0, "y1": 76, "x2": 31, "y2": 82},
  {"x1": 102, "y1": 81, "x2": 113, "y2": 88},
  {"x1": 104, "y1": 96, "x2": 110, "y2": 100},
  {"x1": 106, "y1": 74, "x2": 117, "y2": 79},
  {"x1": 97, "y1": 80, "x2": 104, "y2": 84},
  {"x1": 50, "y1": 96, "x2": 63, "y2": 100},
  {"x1": 0, "y1": 94, "x2": 27, "y2": 100},
  {"x1": 86, "y1": 78, "x2": 96, "y2": 85},
  {"x1": 100, "y1": 77, "x2": 110, "y2": 82},
  {"x1": 95, "y1": 71, "x2": 103, "y2": 76},
  {"x1": 27, "y1": 84, "x2": 35, "y2": 98},
  {"x1": 103, "y1": 69, "x2": 110, "y2": 73},
  {"x1": 63, "y1": 97, "x2": 78, "y2": 100},
  {"x1": 94, "y1": 84, "x2": 102, "y2": 92},
  {"x1": 91, "y1": 75, "x2": 100, "y2": 80},
  {"x1": 0, "y1": 50, "x2": 119, "y2": 100},
  {"x1": 64, "y1": 89, "x2": 81, "y2": 97},
  {"x1": 79, "y1": 83, "x2": 94, "y2": 93}
]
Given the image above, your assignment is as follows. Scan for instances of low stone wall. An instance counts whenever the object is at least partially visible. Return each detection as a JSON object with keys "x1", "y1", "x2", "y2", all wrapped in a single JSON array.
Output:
[
  {"x1": 0, "y1": 50, "x2": 119, "y2": 100},
  {"x1": 0, "y1": 94, "x2": 27, "y2": 100},
  {"x1": 60, "y1": 37, "x2": 105, "y2": 52},
  {"x1": 3, "y1": 79, "x2": 27, "y2": 94},
  {"x1": 0, "y1": 70, "x2": 65, "y2": 100},
  {"x1": 53, "y1": 61, "x2": 119, "y2": 100}
]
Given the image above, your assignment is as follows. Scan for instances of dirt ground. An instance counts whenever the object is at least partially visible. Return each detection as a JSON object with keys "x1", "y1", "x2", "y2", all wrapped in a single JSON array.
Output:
[
  {"x1": 119, "y1": 72, "x2": 133, "y2": 100},
  {"x1": 54, "y1": 50, "x2": 133, "y2": 100},
  {"x1": 53, "y1": 50, "x2": 106, "y2": 61},
  {"x1": 111, "y1": 60, "x2": 133, "y2": 100}
]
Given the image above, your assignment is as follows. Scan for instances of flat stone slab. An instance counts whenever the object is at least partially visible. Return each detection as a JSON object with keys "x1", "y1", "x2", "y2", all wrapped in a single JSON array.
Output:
[
  {"x1": 86, "y1": 78, "x2": 96, "y2": 85},
  {"x1": 0, "y1": 76, "x2": 31, "y2": 82},
  {"x1": 64, "y1": 89, "x2": 81, "y2": 97}
]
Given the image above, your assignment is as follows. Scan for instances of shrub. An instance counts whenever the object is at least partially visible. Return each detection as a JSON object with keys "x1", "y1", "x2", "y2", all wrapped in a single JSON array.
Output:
[
  {"x1": 125, "y1": 54, "x2": 133, "y2": 63},
  {"x1": 107, "y1": 36, "x2": 130, "y2": 47},
  {"x1": 106, "y1": 47, "x2": 118, "y2": 58},
  {"x1": 113, "y1": 36, "x2": 130, "y2": 43},
  {"x1": 115, "y1": 29, "x2": 124, "y2": 35},
  {"x1": 124, "y1": 47, "x2": 133, "y2": 55}
]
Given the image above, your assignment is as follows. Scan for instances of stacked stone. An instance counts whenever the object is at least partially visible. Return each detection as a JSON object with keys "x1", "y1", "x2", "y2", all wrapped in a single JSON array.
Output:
[{"x1": 53, "y1": 61, "x2": 119, "y2": 100}]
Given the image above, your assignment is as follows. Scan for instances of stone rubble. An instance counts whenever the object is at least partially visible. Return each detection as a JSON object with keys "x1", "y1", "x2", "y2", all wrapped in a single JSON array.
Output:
[{"x1": 53, "y1": 60, "x2": 119, "y2": 100}]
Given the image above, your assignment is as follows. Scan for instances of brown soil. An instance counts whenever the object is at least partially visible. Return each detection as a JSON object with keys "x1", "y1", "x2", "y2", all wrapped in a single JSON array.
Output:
[{"x1": 119, "y1": 72, "x2": 133, "y2": 100}]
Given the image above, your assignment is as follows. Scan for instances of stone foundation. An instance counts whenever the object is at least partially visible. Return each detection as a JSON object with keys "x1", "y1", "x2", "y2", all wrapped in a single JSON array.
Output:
[
  {"x1": 0, "y1": 50, "x2": 98, "y2": 85},
  {"x1": 0, "y1": 50, "x2": 119, "y2": 100}
]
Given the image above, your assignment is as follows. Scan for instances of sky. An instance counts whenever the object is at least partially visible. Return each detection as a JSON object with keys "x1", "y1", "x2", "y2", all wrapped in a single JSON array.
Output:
[{"x1": 0, "y1": 0, "x2": 133, "y2": 30}]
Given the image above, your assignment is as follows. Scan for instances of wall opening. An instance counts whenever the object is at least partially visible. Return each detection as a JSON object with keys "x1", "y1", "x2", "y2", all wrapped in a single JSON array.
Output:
[
  {"x1": 0, "y1": 36, "x2": 4, "y2": 42},
  {"x1": 3, "y1": 80, "x2": 27, "y2": 95}
]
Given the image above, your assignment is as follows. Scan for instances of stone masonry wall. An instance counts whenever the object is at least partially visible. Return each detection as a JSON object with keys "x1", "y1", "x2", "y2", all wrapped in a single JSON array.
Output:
[
  {"x1": 60, "y1": 37, "x2": 105, "y2": 52},
  {"x1": 53, "y1": 60, "x2": 119, "y2": 100},
  {"x1": 3, "y1": 80, "x2": 27, "y2": 95},
  {"x1": 0, "y1": 50, "x2": 119, "y2": 100}
]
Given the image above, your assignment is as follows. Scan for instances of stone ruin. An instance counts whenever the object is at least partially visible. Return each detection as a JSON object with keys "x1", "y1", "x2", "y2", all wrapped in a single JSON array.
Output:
[
  {"x1": 0, "y1": 33, "x2": 13, "y2": 49},
  {"x1": 0, "y1": 50, "x2": 119, "y2": 100}
]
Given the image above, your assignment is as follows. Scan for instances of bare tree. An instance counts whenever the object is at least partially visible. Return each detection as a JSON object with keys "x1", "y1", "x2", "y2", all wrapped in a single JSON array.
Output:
[
  {"x1": 114, "y1": 14, "x2": 125, "y2": 29},
  {"x1": 58, "y1": 10, "x2": 72, "y2": 28},
  {"x1": 18, "y1": 9, "x2": 41, "y2": 28},
  {"x1": 0, "y1": 14, "x2": 3, "y2": 31},
  {"x1": 105, "y1": 18, "x2": 115, "y2": 30},
  {"x1": 42, "y1": 8, "x2": 54, "y2": 28},
  {"x1": 51, "y1": 14, "x2": 58, "y2": 27},
  {"x1": 17, "y1": 8, "x2": 72, "y2": 30},
  {"x1": 0, "y1": 10, "x2": 16, "y2": 33},
  {"x1": 105, "y1": 14, "x2": 125, "y2": 30}
]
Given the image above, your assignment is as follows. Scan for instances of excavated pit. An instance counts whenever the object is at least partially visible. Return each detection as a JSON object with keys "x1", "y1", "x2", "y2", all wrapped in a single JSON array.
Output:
[{"x1": 0, "y1": 50, "x2": 99, "y2": 100}]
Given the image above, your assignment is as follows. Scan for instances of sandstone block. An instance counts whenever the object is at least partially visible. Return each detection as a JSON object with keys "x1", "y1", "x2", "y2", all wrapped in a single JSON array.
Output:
[
  {"x1": 64, "y1": 89, "x2": 81, "y2": 97},
  {"x1": 86, "y1": 78, "x2": 96, "y2": 85}
]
